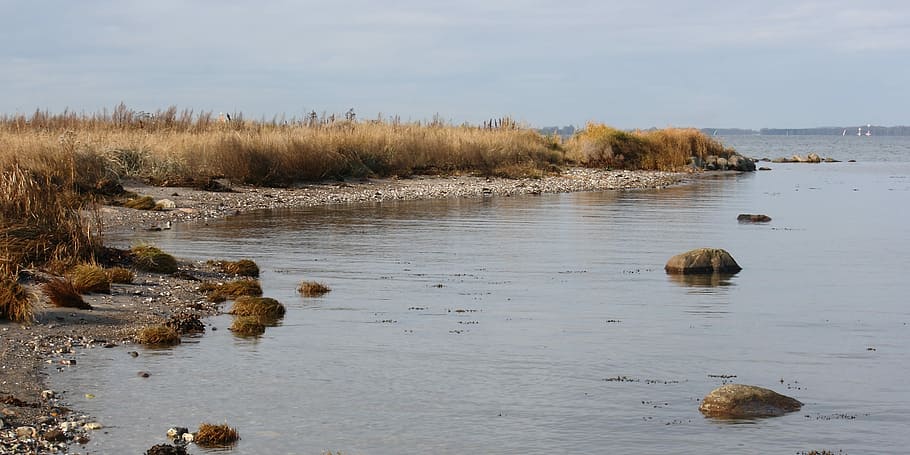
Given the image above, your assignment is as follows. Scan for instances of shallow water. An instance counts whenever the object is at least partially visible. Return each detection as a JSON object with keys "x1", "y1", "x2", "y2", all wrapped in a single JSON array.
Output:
[{"x1": 53, "y1": 138, "x2": 910, "y2": 454}]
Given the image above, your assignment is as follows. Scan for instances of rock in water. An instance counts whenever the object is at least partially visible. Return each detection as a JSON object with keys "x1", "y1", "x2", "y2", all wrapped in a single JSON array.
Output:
[
  {"x1": 699, "y1": 384, "x2": 802, "y2": 418},
  {"x1": 737, "y1": 214, "x2": 772, "y2": 223},
  {"x1": 664, "y1": 248, "x2": 742, "y2": 274}
]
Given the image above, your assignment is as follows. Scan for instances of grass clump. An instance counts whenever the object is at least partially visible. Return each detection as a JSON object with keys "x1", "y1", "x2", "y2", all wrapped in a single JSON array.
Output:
[
  {"x1": 131, "y1": 245, "x2": 178, "y2": 274},
  {"x1": 229, "y1": 296, "x2": 286, "y2": 318},
  {"x1": 215, "y1": 259, "x2": 260, "y2": 277},
  {"x1": 122, "y1": 195, "x2": 158, "y2": 210},
  {"x1": 298, "y1": 280, "x2": 331, "y2": 297},
  {"x1": 229, "y1": 316, "x2": 266, "y2": 337},
  {"x1": 194, "y1": 423, "x2": 240, "y2": 446},
  {"x1": 70, "y1": 264, "x2": 111, "y2": 294},
  {"x1": 200, "y1": 279, "x2": 262, "y2": 303},
  {"x1": 43, "y1": 278, "x2": 92, "y2": 310},
  {"x1": 138, "y1": 325, "x2": 181, "y2": 346},
  {"x1": 0, "y1": 278, "x2": 35, "y2": 322},
  {"x1": 105, "y1": 266, "x2": 135, "y2": 284}
]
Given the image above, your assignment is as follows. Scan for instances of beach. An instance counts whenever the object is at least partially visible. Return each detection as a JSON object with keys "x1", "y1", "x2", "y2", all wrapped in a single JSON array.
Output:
[{"x1": 1, "y1": 168, "x2": 683, "y2": 453}]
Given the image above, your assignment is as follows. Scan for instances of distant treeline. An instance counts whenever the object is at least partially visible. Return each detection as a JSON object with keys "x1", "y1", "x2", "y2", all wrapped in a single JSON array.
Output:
[{"x1": 699, "y1": 126, "x2": 910, "y2": 136}]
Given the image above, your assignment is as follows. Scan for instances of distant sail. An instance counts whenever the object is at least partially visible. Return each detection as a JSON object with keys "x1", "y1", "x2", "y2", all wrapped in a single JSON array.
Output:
[{"x1": 842, "y1": 129, "x2": 847, "y2": 136}]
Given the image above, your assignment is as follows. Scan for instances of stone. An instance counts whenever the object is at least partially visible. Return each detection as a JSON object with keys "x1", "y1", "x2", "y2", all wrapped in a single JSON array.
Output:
[
  {"x1": 737, "y1": 214, "x2": 772, "y2": 223},
  {"x1": 824, "y1": 157, "x2": 841, "y2": 163},
  {"x1": 699, "y1": 384, "x2": 802, "y2": 418},
  {"x1": 156, "y1": 199, "x2": 177, "y2": 209},
  {"x1": 83, "y1": 422, "x2": 103, "y2": 430},
  {"x1": 0, "y1": 418, "x2": 4, "y2": 429},
  {"x1": 145, "y1": 443, "x2": 189, "y2": 455},
  {"x1": 727, "y1": 154, "x2": 756, "y2": 172},
  {"x1": 665, "y1": 248, "x2": 742, "y2": 275},
  {"x1": 806, "y1": 153, "x2": 822, "y2": 163},
  {"x1": 41, "y1": 390, "x2": 56, "y2": 400},
  {"x1": 15, "y1": 426, "x2": 37, "y2": 439},
  {"x1": 44, "y1": 428, "x2": 67, "y2": 442},
  {"x1": 715, "y1": 157, "x2": 729, "y2": 169},
  {"x1": 166, "y1": 427, "x2": 189, "y2": 439},
  {"x1": 758, "y1": 167, "x2": 771, "y2": 171},
  {"x1": 182, "y1": 432, "x2": 194, "y2": 443},
  {"x1": 138, "y1": 371, "x2": 151, "y2": 378}
]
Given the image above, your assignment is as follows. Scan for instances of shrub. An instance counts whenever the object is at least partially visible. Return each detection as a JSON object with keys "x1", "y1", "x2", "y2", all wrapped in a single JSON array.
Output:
[
  {"x1": 217, "y1": 259, "x2": 260, "y2": 277},
  {"x1": 131, "y1": 245, "x2": 178, "y2": 274},
  {"x1": 70, "y1": 264, "x2": 111, "y2": 294},
  {"x1": 0, "y1": 278, "x2": 35, "y2": 322},
  {"x1": 138, "y1": 325, "x2": 181, "y2": 346},
  {"x1": 105, "y1": 266, "x2": 135, "y2": 284},
  {"x1": 194, "y1": 423, "x2": 240, "y2": 446},
  {"x1": 201, "y1": 279, "x2": 262, "y2": 303},
  {"x1": 229, "y1": 316, "x2": 266, "y2": 337},
  {"x1": 43, "y1": 278, "x2": 92, "y2": 309},
  {"x1": 298, "y1": 280, "x2": 331, "y2": 297},
  {"x1": 229, "y1": 296, "x2": 286, "y2": 318}
]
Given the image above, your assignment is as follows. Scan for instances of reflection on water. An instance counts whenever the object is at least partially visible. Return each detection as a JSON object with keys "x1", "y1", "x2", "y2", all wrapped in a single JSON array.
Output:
[
  {"x1": 57, "y1": 159, "x2": 910, "y2": 454},
  {"x1": 667, "y1": 272, "x2": 738, "y2": 288}
]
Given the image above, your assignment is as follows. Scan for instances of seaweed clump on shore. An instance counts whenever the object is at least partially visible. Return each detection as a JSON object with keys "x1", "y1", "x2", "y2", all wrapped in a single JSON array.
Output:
[
  {"x1": 131, "y1": 245, "x2": 179, "y2": 274},
  {"x1": 138, "y1": 325, "x2": 181, "y2": 346},
  {"x1": 298, "y1": 280, "x2": 331, "y2": 297},
  {"x1": 194, "y1": 423, "x2": 240, "y2": 446},
  {"x1": 43, "y1": 278, "x2": 93, "y2": 310}
]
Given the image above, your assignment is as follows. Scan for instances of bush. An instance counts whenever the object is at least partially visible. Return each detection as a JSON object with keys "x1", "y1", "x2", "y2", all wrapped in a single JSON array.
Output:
[
  {"x1": 138, "y1": 325, "x2": 181, "y2": 346},
  {"x1": 70, "y1": 264, "x2": 111, "y2": 294},
  {"x1": 131, "y1": 245, "x2": 178, "y2": 274},
  {"x1": 43, "y1": 278, "x2": 92, "y2": 309},
  {"x1": 0, "y1": 278, "x2": 35, "y2": 322},
  {"x1": 194, "y1": 423, "x2": 240, "y2": 446},
  {"x1": 216, "y1": 259, "x2": 260, "y2": 277},
  {"x1": 201, "y1": 279, "x2": 262, "y2": 303},
  {"x1": 298, "y1": 280, "x2": 331, "y2": 297},
  {"x1": 229, "y1": 296, "x2": 285, "y2": 318}
]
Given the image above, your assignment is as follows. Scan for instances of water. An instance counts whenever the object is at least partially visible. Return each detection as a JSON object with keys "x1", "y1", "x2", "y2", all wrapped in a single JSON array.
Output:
[{"x1": 53, "y1": 137, "x2": 910, "y2": 454}]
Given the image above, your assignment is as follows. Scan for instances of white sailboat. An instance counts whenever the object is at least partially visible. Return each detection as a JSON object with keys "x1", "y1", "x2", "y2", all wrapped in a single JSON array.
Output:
[
  {"x1": 857, "y1": 127, "x2": 863, "y2": 136},
  {"x1": 842, "y1": 129, "x2": 847, "y2": 136},
  {"x1": 865, "y1": 124, "x2": 872, "y2": 136}
]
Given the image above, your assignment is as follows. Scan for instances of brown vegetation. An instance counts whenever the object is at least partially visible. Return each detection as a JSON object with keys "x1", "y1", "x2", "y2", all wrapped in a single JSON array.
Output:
[
  {"x1": 131, "y1": 245, "x2": 179, "y2": 274},
  {"x1": 200, "y1": 279, "x2": 263, "y2": 303},
  {"x1": 194, "y1": 423, "x2": 240, "y2": 446},
  {"x1": 229, "y1": 316, "x2": 266, "y2": 337},
  {"x1": 43, "y1": 278, "x2": 92, "y2": 310},
  {"x1": 137, "y1": 325, "x2": 181, "y2": 346},
  {"x1": 214, "y1": 259, "x2": 260, "y2": 277},
  {"x1": 229, "y1": 296, "x2": 286, "y2": 318},
  {"x1": 70, "y1": 263, "x2": 111, "y2": 294},
  {"x1": 298, "y1": 280, "x2": 331, "y2": 297},
  {"x1": 0, "y1": 278, "x2": 35, "y2": 322},
  {"x1": 122, "y1": 195, "x2": 157, "y2": 210},
  {"x1": 105, "y1": 266, "x2": 135, "y2": 284}
]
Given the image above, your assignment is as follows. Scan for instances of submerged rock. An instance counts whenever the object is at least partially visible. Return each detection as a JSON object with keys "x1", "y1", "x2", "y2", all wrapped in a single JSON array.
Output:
[
  {"x1": 699, "y1": 384, "x2": 802, "y2": 418},
  {"x1": 665, "y1": 248, "x2": 742, "y2": 274},
  {"x1": 146, "y1": 443, "x2": 189, "y2": 455},
  {"x1": 737, "y1": 214, "x2": 772, "y2": 223}
]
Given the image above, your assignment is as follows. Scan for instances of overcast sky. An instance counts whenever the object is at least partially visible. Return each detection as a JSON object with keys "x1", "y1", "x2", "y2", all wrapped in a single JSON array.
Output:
[{"x1": 1, "y1": 1, "x2": 908, "y2": 128}]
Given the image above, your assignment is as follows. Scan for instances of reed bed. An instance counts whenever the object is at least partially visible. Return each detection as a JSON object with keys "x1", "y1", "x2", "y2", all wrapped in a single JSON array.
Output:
[{"x1": 105, "y1": 266, "x2": 135, "y2": 284}]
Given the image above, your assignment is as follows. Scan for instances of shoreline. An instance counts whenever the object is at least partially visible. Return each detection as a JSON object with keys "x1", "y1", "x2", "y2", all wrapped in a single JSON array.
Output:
[{"x1": 1, "y1": 168, "x2": 687, "y2": 453}]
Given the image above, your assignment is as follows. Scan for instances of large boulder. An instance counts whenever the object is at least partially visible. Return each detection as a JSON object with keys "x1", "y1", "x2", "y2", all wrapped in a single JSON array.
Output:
[
  {"x1": 727, "y1": 154, "x2": 756, "y2": 172},
  {"x1": 699, "y1": 384, "x2": 802, "y2": 418},
  {"x1": 665, "y1": 248, "x2": 742, "y2": 274}
]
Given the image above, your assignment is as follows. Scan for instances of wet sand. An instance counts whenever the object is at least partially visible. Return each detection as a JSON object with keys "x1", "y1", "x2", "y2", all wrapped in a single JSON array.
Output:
[{"x1": 0, "y1": 168, "x2": 684, "y2": 453}]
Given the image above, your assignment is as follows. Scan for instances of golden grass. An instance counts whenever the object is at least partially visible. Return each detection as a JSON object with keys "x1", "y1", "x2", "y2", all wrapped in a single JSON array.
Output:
[
  {"x1": 215, "y1": 259, "x2": 260, "y2": 277},
  {"x1": 43, "y1": 278, "x2": 92, "y2": 309},
  {"x1": 298, "y1": 280, "x2": 331, "y2": 297},
  {"x1": 131, "y1": 245, "x2": 178, "y2": 274},
  {"x1": 70, "y1": 263, "x2": 111, "y2": 294},
  {"x1": 229, "y1": 296, "x2": 286, "y2": 318},
  {"x1": 565, "y1": 123, "x2": 734, "y2": 170},
  {"x1": 229, "y1": 316, "x2": 266, "y2": 337},
  {"x1": 122, "y1": 195, "x2": 156, "y2": 210},
  {"x1": 194, "y1": 423, "x2": 240, "y2": 446},
  {"x1": 138, "y1": 325, "x2": 181, "y2": 346},
  {"x1": 201, "y1": 279, "x2": 263, "y2": 303},
  {"x1": 0, "y1": 164, "x2": 98, "y2": 276},
  {"x1": 105, "y1": 266, "x2": 135, "y2": 284},
  {"x1": 0, "y1": 278, "x2": 35, "y2": 322}
]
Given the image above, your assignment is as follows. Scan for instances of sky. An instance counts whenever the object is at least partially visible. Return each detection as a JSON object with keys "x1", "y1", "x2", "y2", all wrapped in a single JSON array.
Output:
[{"x1": 1, "y1": 1, "x2": 908, "y2": 128}]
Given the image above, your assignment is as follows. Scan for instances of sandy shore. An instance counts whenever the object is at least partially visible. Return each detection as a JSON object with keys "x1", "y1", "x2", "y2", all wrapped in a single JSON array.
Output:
[{"x1": 0, "y1": 168, "x2": 685, "y2": 453}]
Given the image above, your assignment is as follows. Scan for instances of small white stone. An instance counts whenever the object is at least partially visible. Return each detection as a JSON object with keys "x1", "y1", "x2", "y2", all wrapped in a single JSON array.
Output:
[
  {"x1": 41, "y1": 390, "x2": 56, "y2": 400},
  {"x1": 156, "y1": 199, "x2": 177, "y2": 209},
  {"x1": 83, "y1": 422, "x2": 103, "y2": 430},
  {"x1": 182, "y1": 432, "x2": 195, "y2": 443},
  {"x1": 15, "y1": 426, "x2": 37, "y2": 439}
]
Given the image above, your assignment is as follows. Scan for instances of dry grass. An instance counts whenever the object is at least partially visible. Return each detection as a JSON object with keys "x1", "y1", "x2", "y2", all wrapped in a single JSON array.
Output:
[
  {"x1": 43, "y1": 278, "x2": 93, "y2": 309},
  {"x1": 122, "y1": 195, "x2": 156, "y2": 210},
  {"x1": 565, "y1": 123, "x2": 734, "y2": 170},
  {"x1": 0, "y1": 278, "x2": 35, "y2": 322},
  {"x1": 131, "y1": 245, "x2": 178, "y2": 274},
  {"x1": 298, "y1": 280, "x2": 331, "y2": 297},
  {"x1": 70, "y1": 264, "x2": 111, "y2": 294},
  {"x1": 194, "y1": 423, "x2": 240, "y2": 446},
  {"x1": 229, "y1": 296, "x2": 286, "y2": 318},
  {"x1": 105, "y1": 266, "x2": 135, "y2": 284},
  {"x1": 215, "y1": 259, "x2": 260, "y2": 277},
  {"x1": 137, "y1": 325, "x2": 181, "y2": 346},
  {"x1": 201, "y1": 279, "x2": 263, "y2": 303},
  {"x1": 229, "y1": 316, "x2": 266, "y2": 337},
  {"x1": 0, "y1": 164, "x2": 98, "y2": 276}
]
